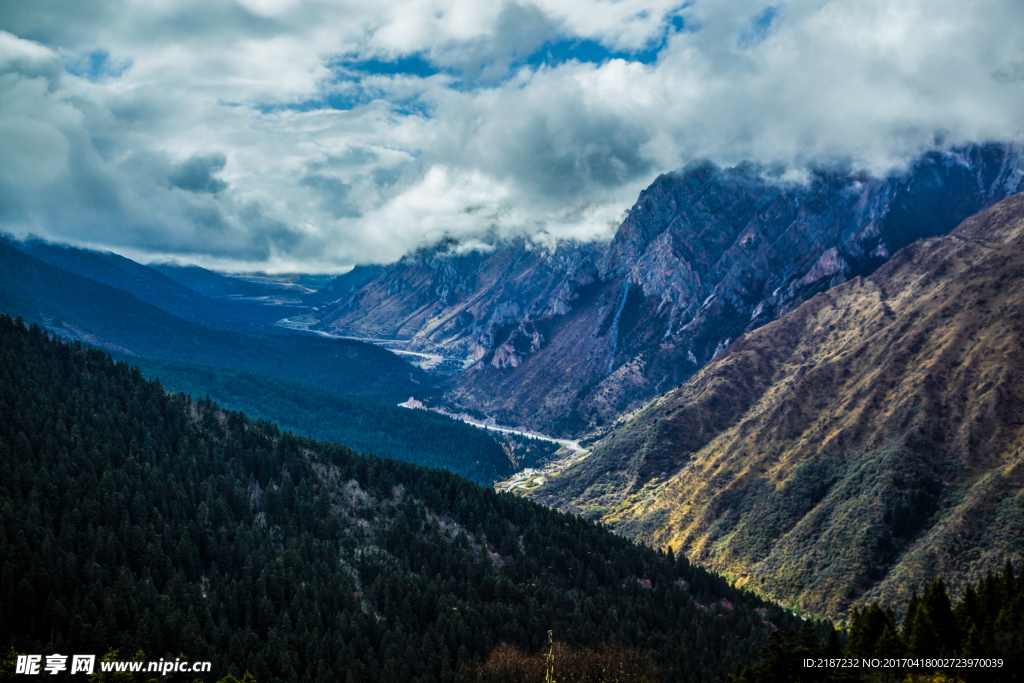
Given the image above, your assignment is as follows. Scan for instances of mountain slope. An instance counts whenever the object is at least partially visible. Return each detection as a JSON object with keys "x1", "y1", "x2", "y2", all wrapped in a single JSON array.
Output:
[
  {"x1": 314, "y1": 144, "x2": 1024, "y2": 437},
  {"x1": 531, "y1": 193, "x2": 1024, "y2": 619},
  {"x1": 0, "y1": 313, "x2": 804, "y2": 683},
  {"x1": 0, "y1": 240, "x2": 427, "y2": 402},
  {"x1": 12, "y1": 239, "x2": 306, "y2": 331}
]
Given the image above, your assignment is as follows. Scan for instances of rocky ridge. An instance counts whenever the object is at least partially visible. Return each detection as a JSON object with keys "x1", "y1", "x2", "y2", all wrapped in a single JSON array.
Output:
[{"x1": 314, "y1": 144, "x2": 1024, "y2": 436}]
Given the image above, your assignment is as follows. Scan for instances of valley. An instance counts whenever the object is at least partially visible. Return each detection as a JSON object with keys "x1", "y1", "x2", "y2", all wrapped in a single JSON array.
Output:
[
  {"x1": 5, "y1": 4, "x2": 1024, "y2": 681},
  {"x1": 3, "y1": 146, "x2": 1024, "y2": 681},
  {"x1": 292, "y1": 147, "x2": 1024, "y2": 624},
  {"x1": 276, "y1": 315, "x2": 474, "y2": 371},
  {"x1": 5, "y1": 145, "x2": 1024, "y2": 627},
  {"x1": 398, "y1": 397, "x2": 587, "y2": 452}
]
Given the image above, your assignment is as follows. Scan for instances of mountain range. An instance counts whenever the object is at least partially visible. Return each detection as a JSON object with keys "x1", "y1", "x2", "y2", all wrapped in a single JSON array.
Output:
[
  {"x1": 529, "y1": 191, "x2": 1024, "y2": 619},
  {"x1": 305, "y1": 143, "x2": 1024, "y2": 619},
  {"x1": 312, "y1": 144, "x2": 1024, "y2": 438}
]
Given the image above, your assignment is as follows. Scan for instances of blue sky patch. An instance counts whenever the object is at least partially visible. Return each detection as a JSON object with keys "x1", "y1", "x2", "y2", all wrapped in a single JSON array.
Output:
[
  {"x1": 249, "y1": 89, "x2": 370, "y2": 115},
  {"x1": 737, "y1": 6, "x2": 779, "y2": 50},
  {"x1": 65, "y1": 49, "x2": 131, "y2": 82},
  {"x1": 527, "y1": 38, "x2": 660, "y2": 67},
  {"x1": 338, "y1": 55, "x2": 443, "y2": 79},
  {"x1": 526, "y1": 12, "x2": 689, "y2": 69}
]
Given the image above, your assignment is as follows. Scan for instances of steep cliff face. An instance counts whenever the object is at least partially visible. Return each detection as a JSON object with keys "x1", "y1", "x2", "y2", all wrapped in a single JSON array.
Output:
[
  {"x1": 531, "y1": 193, "x2": 1024, "y2": 619},
  {"x1": 315, "y1": 144, "x2": 1024, "y2": 435}
]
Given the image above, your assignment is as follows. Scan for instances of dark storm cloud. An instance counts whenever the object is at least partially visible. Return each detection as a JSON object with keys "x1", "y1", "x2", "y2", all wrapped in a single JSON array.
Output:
[{"x1": 486, "y1": 101, "x2": 654, "y2": 199}]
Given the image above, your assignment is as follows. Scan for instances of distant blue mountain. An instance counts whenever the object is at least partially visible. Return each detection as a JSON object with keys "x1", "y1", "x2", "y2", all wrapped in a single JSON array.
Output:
[
  {"x1": 13, "y1": 239, "x2": 307, "y2": 332},
  {"x1": 0, "y1": 239, "x2": 429, "y2": 403},
  {"x1": 150, "y1": 262, "x2": 331, "y2": 299}
]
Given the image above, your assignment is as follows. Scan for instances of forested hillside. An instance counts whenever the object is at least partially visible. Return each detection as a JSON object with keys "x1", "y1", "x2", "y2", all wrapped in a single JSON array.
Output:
[
  {"x1": 0, "y1": 314, "x2": 804, "y2": 683},
  {"x1": 131, "y1": 357, "x2": 553, "y2": 486}
]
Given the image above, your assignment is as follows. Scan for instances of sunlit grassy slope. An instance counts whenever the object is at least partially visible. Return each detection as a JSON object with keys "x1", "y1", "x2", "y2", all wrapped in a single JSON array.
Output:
[{"x1": 534, "y1": 193, "x2": 1024, "y2": 620}]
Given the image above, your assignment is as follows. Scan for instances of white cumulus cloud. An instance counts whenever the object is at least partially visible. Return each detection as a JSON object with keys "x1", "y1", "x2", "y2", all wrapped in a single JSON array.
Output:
[{"x1": 0, "y1": 0, "x2": 1021, "y2": 271}]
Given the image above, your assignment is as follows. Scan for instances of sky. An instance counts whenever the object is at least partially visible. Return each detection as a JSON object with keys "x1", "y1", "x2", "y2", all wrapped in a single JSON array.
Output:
[{"x1": 1, "y1": 0, "x2": 1023, "y2": 272}]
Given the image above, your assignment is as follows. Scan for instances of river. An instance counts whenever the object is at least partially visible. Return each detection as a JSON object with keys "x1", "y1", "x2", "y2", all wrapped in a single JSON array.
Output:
[{"x1": 397, "y1": 399, "x2": 587, "y2": 454}]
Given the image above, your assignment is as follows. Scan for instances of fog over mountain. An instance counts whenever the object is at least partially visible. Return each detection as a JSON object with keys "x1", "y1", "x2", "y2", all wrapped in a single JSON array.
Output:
[{"x1": 1, "y1": 0, "x2": 1023, "y2": 271}]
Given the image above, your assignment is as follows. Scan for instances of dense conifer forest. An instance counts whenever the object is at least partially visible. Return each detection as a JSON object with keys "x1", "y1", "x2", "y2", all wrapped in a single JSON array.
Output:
[
  {"x1": 727, "y1": 567, "x2": 1023, "y2": 683},
  {"x1": 129, "y1": 357, "x2": 555, "y2": 486},
  {"x1": 0, "y1": 314, "x2": 804, "y2": 682}
]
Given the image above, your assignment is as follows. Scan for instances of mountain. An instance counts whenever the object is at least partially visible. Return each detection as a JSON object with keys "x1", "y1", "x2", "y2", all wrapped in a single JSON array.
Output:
[
  {"x1": 313, "y1": 144, "x2": 1024, "y2": 437},
  {"x1": 11, "y1": 239, "x2": 307, "y2": 332},
  {"x1": 0, "y1": 313, "x2": 806, "y2": 683},
  {"x1": 528, "y1": 193, "x2": 1024, "y2": 620},
  {"x1": 310, "y1": 264, "x2": 388, "y2": 305},
  {"x1": 0, "y1": 239, "x2": 427, "y2": 402}
]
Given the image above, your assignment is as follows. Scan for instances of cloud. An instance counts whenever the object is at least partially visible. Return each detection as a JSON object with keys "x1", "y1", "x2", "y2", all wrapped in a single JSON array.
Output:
[
  {"x1": 0, "y1": 0, "x2": 1021, "y2": 272},
  {"x1": 300, "y1": 173, "x2": 359, "y2": 218},
  {"x1": 169, "y1": 152, "x2": 229, "y2": 194}
]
